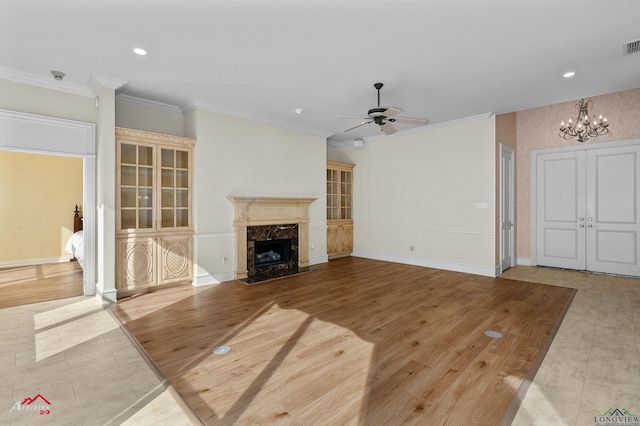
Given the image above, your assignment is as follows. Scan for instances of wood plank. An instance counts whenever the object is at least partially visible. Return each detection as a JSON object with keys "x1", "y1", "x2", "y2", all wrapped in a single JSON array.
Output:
[{"x1": 111, "y1": 257, "x2": 575, "y2": 425}]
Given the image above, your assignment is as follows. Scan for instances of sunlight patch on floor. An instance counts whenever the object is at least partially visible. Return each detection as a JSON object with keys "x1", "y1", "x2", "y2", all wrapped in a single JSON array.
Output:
[
  {"x1": 196, "y1": 307, "x2": 375, "y2": 424},
  {"x1": 34, "y1": 296, "x2": 103, "y2": 330},
  {"x1": 505, "y1": 375, "x2": 568, "y2": 426},
  {"x1": 35, "y1": 310, "x2": 118, "y2": 361}
]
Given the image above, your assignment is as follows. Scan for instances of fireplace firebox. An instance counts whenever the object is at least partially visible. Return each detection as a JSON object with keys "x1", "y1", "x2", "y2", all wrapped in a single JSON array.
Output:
[
  {"x1": 247, "y1": 224, "x2": 298, "y2": 283},
  {"x1": 255, "y1": 238, "x2": 292, "y2": 267}
]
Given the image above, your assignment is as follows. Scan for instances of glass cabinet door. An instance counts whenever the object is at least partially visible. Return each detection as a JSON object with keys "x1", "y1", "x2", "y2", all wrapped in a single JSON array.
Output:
[
  {"x1": 327, "y1": 169, "x2": 339, "y2": 220},
  {"x1": 120, "y1": 143, "x2": 154, "y2": 230},
  {"x1": 327, "y1": 166, "x2": 354, "y2": 221},
  {"x1": 340, "y1": 170, "x2": 352, "y2": 220},
  {"x1": 160, "y1": 148, "x2": 190, "y2": 228}
]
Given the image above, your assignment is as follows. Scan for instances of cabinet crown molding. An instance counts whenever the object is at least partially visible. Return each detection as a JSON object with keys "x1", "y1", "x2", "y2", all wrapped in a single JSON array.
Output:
[
  {"x1": 116, "y1": 127, "x2": 195, "y2": 147},
  {"x1": 227, "y1": 196, "x2": 317, "y2": 205}
]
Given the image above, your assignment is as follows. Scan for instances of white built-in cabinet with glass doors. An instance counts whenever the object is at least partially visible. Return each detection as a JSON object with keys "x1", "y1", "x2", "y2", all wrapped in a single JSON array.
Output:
[{"x1": 116, "y1": 127, "x2": 195, "y2": 294}]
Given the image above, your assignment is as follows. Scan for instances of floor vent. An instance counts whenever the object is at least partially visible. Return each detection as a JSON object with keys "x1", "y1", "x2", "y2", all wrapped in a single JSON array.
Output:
[
  {"x1": 624, "y1": 39, "x2": 640, "y2": 56},
  {"x1": 213, "y1": 345, "x2": 231, "y2": 355},
  {"x1": 484, "y1": 330, "x2": 503, "y2": 339}
]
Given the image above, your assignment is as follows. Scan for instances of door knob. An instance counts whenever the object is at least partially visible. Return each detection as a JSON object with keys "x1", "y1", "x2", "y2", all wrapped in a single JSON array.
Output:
[
  {"x1": 579, "y1": 217, "x2": 585, "y2": 221},
  {"x1": 579, "y1": 224, "x2": 585, "y2": 228}
]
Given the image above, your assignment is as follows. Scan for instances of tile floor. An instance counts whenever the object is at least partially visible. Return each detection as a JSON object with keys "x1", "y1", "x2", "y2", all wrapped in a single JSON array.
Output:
[
  {"x1": 0, "y1": 295, "x2": 193, "y2": 425},
  {"x1": 503, "y1": 267, "x2": 640, "y2": 426},
  {"x1": 0, "y1": 266, "x2": 638, "y2": 425}
]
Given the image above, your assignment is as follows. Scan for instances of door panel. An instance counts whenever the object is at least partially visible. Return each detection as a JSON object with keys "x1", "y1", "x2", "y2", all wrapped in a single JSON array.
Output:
[
  {"x1": 536, "y1": 151, "x2": 586, "y2": 269},
  {"x1": 586, "y1": 146, "x2": 640, "y2": 275},
  {"x1": 501, "y1": 145, "x2": 515, "y2": 271}
]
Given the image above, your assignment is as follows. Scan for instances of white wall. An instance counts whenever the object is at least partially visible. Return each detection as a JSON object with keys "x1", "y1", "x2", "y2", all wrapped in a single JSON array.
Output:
[
  {"x1": 329, "y1": 115, "x2": 497, "y2": 276},
  {"x1": 186, "y1": 109, "x2": 327, "y2": 285}
]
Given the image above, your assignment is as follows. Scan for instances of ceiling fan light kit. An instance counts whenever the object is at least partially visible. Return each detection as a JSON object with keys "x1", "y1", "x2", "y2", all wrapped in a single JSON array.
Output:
[{"x1": 339, "y1": 82, "x2": 428, "y2": 136}]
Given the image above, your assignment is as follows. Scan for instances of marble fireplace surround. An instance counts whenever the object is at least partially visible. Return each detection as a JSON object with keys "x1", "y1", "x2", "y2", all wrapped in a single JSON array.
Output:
[{"x1": 227, "y1": 196, "x2": 317, "y2": 280}]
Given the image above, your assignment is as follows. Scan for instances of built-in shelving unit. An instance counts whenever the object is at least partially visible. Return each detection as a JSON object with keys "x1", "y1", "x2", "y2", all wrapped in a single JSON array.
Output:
[{"x1": 115, "y1": 127, "x2": 195, "y2": 294}]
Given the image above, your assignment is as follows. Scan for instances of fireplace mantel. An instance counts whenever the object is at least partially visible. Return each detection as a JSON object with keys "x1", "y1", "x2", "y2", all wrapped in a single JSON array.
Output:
[{"x1": 227, "y1": 196, "x2": 317, "y2": 280}]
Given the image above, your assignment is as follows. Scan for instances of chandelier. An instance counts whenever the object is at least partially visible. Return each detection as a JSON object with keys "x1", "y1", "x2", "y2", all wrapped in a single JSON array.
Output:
[{"x1": 559, "y1": 99, "x2": 609, "y2": 143}]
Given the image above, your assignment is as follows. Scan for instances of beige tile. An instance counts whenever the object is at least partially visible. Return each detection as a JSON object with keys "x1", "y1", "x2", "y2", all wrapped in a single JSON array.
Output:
[
  {"x1": 512, "y1": 380, "x2": 580, "y2": 426},
  {"x1": 506, "y1": 266, "x2": 640, "y2": 426},
  {"x1": 576, "y1": 380, "x2": 640, "y2": 426},
  {"x1": 589, "y1": 340, "x2": 638, "y2": 363},
  {"x1": 585, "y1": 356, "x2": 640, "y2": 385},
  {"x1": 120, "y1": 388, "x2": 194, "y2": 426}
]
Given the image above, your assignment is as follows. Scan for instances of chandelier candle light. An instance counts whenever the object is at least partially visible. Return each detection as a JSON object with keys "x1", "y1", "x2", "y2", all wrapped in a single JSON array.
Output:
[{"x1": 559, "y1": 99, "x2": 609, "y2": 143}]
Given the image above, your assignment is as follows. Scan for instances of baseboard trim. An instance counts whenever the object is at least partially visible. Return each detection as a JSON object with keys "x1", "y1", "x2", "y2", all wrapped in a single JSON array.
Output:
[
  {"x1": 309, "y1": 254, "x2": 329, "y2": 265},
  {"x1": 352, "y1": 250, "x2": 498, "y2": 277},
  {"x1": 517, "y1": 257, "x2": 532, "y2": 266},
  {"x1": 194, "y1": 270, "x2": 235, "y2": 286},
  {"x1": 97, "y1": 284, "x2": 117, "y2": 304},
  {"x1": 0, "y1": 256, "x2": 73, "y2": 268}
]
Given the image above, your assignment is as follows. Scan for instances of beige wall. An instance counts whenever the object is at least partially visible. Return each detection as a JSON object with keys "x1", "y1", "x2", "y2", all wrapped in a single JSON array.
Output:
[
  {"x1": 0, "y1": 79, "x2": 97, "y2": 123},
  {"x1": 0, "y1": 151, "x2": 83, "y2": 263},
  {"x1": 115, "y1": 100, "x2": 185, "y2": 136},
  {"x1": 186, "y1": 109, "x2": 327, "y2": 283},
  {"x1": 515, "y1": 88, "x2": 640, "y2": 259},
  {"x1": 329, "y1": 115, "x2": 497, "y2": 275}
]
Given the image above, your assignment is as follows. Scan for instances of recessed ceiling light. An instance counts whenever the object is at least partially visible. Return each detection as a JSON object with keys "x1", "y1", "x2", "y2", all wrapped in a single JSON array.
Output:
[
  {"x1": 563, "y1": 71, "x2": 576, "y2": 78},
  {"x1": 295, "y1": 108, "x2": 304, "y2": 114},
  {"x1": 133, "y1": 47, "x2": 148, "y2": 56}
]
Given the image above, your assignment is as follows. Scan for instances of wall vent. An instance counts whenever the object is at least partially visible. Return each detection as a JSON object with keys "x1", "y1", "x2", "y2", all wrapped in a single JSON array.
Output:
[{"x1": 623, "y1": 39, "x2": 640, "y2": 56}]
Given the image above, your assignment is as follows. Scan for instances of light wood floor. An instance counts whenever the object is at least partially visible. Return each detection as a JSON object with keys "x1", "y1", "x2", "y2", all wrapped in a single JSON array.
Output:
[
  {"x1": 0, "y1": 261, "x2": 83, "y2": 308},
  {"x1": 111, "y1": 257, "x2": 575, "y2": 425}
]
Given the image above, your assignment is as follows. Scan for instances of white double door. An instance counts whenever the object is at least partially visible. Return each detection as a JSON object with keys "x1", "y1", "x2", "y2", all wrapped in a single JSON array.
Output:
[{"x1": 535, "y1": 142, "x2": 640, "y2": 276}]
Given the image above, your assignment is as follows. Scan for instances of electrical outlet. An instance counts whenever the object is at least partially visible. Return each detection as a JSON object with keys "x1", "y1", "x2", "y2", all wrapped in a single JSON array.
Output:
[
  {"x1": 223, "y1": 257, "x2": 228, "y2": 264},
  {"x1": 410, "y1": 245, "x2": 414, "y2": 252}
]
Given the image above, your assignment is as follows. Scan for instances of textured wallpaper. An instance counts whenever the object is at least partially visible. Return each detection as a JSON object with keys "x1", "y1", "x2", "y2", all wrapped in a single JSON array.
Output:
[{"x1": 515, "y1": 88, "x2": 640, "y2": 258}]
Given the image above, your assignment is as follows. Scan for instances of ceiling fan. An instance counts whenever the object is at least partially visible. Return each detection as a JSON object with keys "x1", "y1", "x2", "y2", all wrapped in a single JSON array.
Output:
[{"x1": 339, "y1": 82, "x2": 428, "y2": 135}]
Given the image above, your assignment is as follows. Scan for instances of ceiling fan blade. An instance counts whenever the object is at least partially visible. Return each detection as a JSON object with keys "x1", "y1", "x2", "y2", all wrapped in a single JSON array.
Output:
[
  {"x1": 383, "y1": 107, "x2": 402, "y2": 118},
  {"x1": 343, "y1": 121, "x2": 373, "y2": 132},
  {"x1": 380, "y1": 122, "x2": 396, "y2": 135},
  {"x1": 393, "y1": 117, "x2": 429, "y2": 125},
  {"x1": 338, "y1": 115, "x2": 370, "y2": 120}
]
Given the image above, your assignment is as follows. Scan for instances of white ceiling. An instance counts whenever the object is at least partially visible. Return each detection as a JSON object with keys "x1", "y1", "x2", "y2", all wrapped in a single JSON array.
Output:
[{"x1": 1, "y1": 0, "x2": 639, "y2": 142}]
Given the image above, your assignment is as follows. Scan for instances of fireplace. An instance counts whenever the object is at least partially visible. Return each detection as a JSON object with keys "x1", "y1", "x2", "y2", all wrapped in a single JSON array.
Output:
[{"x1": 227, "y1": 196, "x2": 316, "y2": 283}]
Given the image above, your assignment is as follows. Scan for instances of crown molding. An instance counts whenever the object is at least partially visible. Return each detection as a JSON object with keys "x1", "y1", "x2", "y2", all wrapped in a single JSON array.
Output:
[
  {"x1": 116, "y1": 94, "x2": 183, "y2": 115},
  {"x1": 327, "y1": 113, "x2": 494, "y2": 148},
  {"x1": 181, "y1": 98, "x2": 333, "y2": 139},
  {"x1": 0, "y1": 66, "x2": 93, "y2": 98},
  {"x1": 115, "y1": 126, "x2": 194, "y2": 146},
  {"x1": 87, "y1": 73, "x2": 128, "y2": 97}
]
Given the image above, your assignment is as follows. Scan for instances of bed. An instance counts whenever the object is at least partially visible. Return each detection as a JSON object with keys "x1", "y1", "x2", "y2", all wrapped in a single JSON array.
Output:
[{"x1": 65, "y1": 205, "x2": 84, "y2": 269}]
